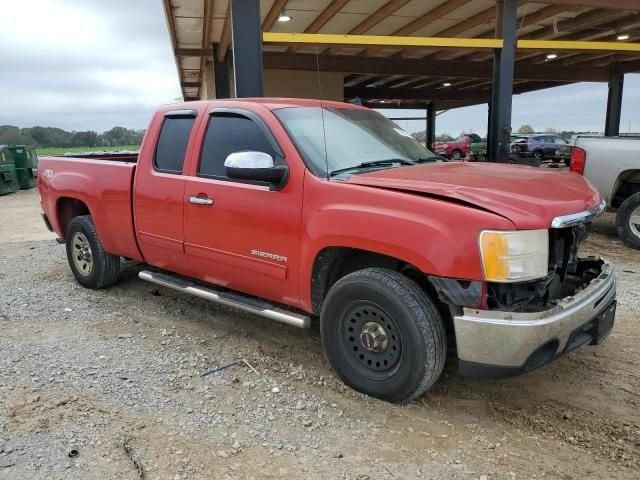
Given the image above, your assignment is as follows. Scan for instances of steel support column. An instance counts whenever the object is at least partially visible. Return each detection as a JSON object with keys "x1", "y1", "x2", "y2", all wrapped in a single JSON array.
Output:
[
  {"x1": 488, "y1": 0, "x2": 517, "y2": 163},
  {"x1": 212, "y1": 43, "x2": 231, "y2": 99},
  {"x1": 426, "y1": 103, "x2": 436, "y2": 149},
  {"x1": 605, "y1": 65, "x2": 624, "y2": 136},
  {"x1": 230, "y1": 0, "x2": 264, "y2": 97}
]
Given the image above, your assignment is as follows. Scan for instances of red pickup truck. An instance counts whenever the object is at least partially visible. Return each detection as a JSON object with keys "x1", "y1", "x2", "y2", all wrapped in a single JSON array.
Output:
[
  {"x1": 38, "y1": 99, "x2": 616, "y2": 403},
  {"x1": 434, "y1": 133, "x2": 482, "y2": 160}
]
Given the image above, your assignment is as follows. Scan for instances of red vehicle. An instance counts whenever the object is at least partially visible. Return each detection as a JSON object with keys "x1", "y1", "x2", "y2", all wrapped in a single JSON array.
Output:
[
  {"x1": 434, "y1": 133, "x2": 481, "y2": 160},
  {"x1": 38, "y1": 99, "x2": 616, "y2": 403}
]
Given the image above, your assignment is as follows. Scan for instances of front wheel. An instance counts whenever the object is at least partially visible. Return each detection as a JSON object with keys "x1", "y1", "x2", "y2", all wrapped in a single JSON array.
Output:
[
  {"x1": 451, "y1": 150, "x2": 463, "y2": 160},
  {"x1": 533, "y1": 150, "x2": 544, "y2": 161},
  {"x1": 65, "y1": 215, "x2": 120, "y2": 289},
  {"x1": 320, "y1": 268, "x2": 446, "y2": 403},
  {"x1": 616, "y1": 193, "x2": 640, "y2": 250}
]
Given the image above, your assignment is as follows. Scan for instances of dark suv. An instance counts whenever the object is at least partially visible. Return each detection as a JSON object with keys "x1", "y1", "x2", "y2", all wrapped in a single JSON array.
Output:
[{"x1": 510, "y1": 134, "x2": 571, "y2": 164}]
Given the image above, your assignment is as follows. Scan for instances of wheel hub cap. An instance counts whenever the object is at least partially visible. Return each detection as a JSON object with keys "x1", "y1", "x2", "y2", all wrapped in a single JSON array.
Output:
[
  {"x1": 360, "y1": 322, "x2": 389, "y2": 352},
  {"x1": 630, "y1": 206, "x2": 640, "y2": 237},
  {"x1": 71, "y1": 232, "x2": 93, "y2": 276}
]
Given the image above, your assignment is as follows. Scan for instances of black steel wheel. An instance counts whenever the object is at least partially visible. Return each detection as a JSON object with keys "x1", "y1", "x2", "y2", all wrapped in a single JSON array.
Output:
[
  {"x1": 339, "y1": 302, "x2": 402, "y2": 378},
  {"x1": 321, "y1": 268, "x2": 447, "y2": 403}
]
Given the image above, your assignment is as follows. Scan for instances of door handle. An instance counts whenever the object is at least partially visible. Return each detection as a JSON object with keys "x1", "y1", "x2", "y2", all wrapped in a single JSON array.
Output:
[{"x1": 188, "y1": 195, "x2": 214, "y2": 205}]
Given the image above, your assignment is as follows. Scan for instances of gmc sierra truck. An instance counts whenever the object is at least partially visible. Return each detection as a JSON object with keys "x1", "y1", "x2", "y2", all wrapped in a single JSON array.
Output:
[
  {"x1": 38, "y1": 99, "x2": 616, "y2": 403},
  {"x1": 571, "y1": 136, "x2": 640, "y2": 249}
]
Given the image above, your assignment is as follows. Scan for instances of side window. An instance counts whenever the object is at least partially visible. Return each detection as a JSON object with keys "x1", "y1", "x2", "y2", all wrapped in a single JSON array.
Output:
[
  {"x1": 198, "y1": 113, "x2": 276, "y2": 179},
  {"x1": 154, "y1": 117, "x2": 195, "y2": 174}
]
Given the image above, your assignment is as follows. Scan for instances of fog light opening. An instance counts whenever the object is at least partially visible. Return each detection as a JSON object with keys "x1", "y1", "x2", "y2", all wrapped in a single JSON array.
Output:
[{"x1": 524, "y1": 339, "x2": 559, "y2": 372}]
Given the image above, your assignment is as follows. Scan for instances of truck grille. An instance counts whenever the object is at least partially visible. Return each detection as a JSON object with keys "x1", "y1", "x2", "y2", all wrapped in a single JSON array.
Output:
[{"x1": 549, "y1": 223, "x2": 588, "y2": 281}]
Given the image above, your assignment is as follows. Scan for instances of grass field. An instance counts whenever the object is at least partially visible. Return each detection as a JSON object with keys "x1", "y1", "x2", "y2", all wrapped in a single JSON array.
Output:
[{"x1": 36, "y1": 145, "x2": 139, "y2": 156}]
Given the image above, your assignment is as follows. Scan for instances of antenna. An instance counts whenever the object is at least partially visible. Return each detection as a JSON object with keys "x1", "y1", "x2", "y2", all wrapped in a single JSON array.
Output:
[{"x1": 314, "y1": 44, "x2": 330, "y2": 180}]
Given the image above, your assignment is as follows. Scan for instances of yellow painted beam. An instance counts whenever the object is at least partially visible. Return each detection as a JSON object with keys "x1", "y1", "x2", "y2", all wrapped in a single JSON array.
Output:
[
  {"x1": 263, "y1": 32, "x2": 502, "y2": 49},
  {"x1": 517, "y1": 39, "x2": 640, "y2": 53},
  {"x1": 263, "y1": 32, "x2": 640, "y2": 53}
]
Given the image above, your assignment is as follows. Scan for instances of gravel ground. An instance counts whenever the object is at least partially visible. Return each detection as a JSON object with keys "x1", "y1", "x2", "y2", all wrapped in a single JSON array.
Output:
[{"x1": 1, "y1": 190, "x2": 639, "y2": 480}]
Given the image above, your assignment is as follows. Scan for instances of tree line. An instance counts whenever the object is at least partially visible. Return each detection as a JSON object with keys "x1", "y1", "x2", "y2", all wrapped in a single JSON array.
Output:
[{"x1": 0, "y1": 125, "x2": 145, "y2": 147}]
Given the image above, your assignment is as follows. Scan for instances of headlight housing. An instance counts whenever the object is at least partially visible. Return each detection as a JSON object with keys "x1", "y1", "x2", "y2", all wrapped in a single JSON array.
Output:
[{"x1": 479, "y1": 230, "x2": 549, "y2": 283}]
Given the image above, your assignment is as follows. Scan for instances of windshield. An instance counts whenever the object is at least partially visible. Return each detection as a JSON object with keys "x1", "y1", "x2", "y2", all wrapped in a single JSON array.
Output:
[{"x1": 273, "y1": 106, "x2": 437, "y2": 177}]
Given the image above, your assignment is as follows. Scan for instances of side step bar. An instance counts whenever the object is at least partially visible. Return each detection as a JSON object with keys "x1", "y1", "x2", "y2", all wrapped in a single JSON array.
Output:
[{"x1": 138, "y1": 270, "x2": 310, "y2": 329}]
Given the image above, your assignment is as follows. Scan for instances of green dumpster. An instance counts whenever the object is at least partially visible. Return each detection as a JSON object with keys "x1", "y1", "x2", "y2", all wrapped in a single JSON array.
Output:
[
  {"x1": 469, "y1": 140, "x2": 487, "y2": 162},
  {"x1": 8, "y1": 145, "x2": 38, "y2": 190},
  {"x1": 0, "y1": 145, "x2": 20, "y2": 195}
]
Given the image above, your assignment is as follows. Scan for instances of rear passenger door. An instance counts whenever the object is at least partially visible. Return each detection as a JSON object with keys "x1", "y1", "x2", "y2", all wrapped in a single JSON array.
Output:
[
  {"x1": 134, "y1": 109, "x2": 199, "y2": 276},
  {"x1": 183, "y1": 108, "x2": 304, "y2": 306},
  {"x1": 543, "y1": 136, "x2": 556, "y2": 157}
]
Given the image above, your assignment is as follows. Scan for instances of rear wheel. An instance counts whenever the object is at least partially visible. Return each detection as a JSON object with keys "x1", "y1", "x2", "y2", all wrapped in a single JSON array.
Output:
[
  {"x1": 65, "y1": 215, "x2": 120, "y2": 289},
  {"x1": 451, "y1": 150, "x2": 463, "y2": 160},
  {"x1": 533, "y1": 150, "x2": 544, "y2": 161},
  {"x1": 320, "y1": 268, "x2": 446, "y2": 403},
  {"x1": 616, "y1": 193, "x2": 640, "y2": 250}
]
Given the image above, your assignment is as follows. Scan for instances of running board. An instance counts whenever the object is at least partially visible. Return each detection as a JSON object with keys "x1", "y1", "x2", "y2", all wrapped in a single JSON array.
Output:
[{"x1": 138, "y1": 270, "x2": 310, "y2": 329}]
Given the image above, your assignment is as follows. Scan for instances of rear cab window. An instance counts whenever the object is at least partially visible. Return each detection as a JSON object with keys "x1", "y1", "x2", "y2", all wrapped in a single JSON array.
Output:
[{"x1": 154, "y1": 114, "x2": 196, "y2": 174}]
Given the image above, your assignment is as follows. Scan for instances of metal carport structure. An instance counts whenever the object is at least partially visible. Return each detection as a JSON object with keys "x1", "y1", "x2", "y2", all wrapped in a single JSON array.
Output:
[{"x1": 163, "y1": 0, "x2": 640, "y2": 161}]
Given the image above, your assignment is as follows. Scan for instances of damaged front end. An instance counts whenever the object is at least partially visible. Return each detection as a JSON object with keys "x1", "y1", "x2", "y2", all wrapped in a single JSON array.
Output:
[
  {"x1": 486, "y1": 223, "x2": 604, "y2": 313},
  {"x1": 448, "y1": 202, "x2": 616, "y2": 377}
]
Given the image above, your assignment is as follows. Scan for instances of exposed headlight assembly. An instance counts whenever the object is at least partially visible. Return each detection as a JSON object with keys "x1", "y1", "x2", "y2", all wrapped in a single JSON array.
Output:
[{"x1": 479, "y1": 230, "x2": 549, "y2": 283}]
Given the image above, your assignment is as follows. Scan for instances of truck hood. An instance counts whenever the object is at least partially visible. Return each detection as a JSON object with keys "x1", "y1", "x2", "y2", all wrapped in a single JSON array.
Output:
[{"x1": 346, "y1": 162, "x2": 601, "y2": 229}]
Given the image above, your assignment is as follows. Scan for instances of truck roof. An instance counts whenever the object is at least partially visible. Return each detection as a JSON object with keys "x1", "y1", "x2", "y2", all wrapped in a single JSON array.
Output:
[{"x1": 160, "y1": 98, "x2": 367, "y2": 112}]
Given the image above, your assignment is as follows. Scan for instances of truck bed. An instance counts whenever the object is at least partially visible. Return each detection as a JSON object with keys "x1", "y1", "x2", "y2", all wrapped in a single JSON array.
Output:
[
  {"x1": 58, "y1": 151, "x2": 138, "y2": 163},
  {"x1": 38, "y1": 155, "x2": 142, "y2": 261},
  {"x1": 575, "y1": 136, "x2": 640, "y2": 207}
]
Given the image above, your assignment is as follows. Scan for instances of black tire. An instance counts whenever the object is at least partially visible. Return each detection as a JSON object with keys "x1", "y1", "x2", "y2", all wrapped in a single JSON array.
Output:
[
  {"x1": 533, "y1": 150, "x2": 544, "y2": 161},
  {"x1": 451, "y1": 150, "x2": 463, "y2": 160},
  {"x1": 320, "y1": 268, "x2": 446, "y2": 403},
  {"x1": 65, "y1": 215, "x2": 120, "y2": 289},
  {"x1": 616, "y1": 193, "x2": 640, "y2": 250}
]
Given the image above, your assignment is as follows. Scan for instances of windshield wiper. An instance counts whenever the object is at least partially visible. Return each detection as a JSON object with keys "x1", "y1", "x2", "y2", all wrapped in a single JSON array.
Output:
[{"x1": 329, "y1": 158, "x2": 415, "y2": 177}]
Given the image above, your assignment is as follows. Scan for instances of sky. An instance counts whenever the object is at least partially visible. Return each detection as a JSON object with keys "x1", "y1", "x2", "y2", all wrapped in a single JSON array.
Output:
[{"x1": 0, "y1": 0, "x2": 638, "y2": 135}]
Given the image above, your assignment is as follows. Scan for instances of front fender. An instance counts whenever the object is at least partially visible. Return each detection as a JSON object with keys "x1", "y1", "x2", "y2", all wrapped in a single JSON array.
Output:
[{"x1": 298, "y1": 174, "x2": 515, "y2": 312}]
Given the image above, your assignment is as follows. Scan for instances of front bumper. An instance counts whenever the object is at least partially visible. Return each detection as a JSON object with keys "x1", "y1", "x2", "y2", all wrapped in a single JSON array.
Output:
[{"x1": 454, "y1": 260, "x2": 616, "y2": 378}]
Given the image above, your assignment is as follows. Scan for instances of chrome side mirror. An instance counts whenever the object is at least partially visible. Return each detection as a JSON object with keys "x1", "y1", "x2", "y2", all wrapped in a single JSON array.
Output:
[
  {"x1": 224, "y1": 151, "x2": 275, "y2": 169},
  {"x1": 224, "y1": 151, "x2": 288, "y2": 189}
]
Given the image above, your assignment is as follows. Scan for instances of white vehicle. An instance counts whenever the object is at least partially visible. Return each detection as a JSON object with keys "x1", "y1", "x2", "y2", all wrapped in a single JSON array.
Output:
[{"x1": 571, "y1": 136, "x2": 640, "y2": 249}]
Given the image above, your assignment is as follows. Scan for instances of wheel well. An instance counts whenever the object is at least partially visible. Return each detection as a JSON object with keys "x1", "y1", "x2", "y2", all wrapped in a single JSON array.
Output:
[
  {"x1": 310, "y1": 247, "x2": 440, "y2": 314},
  {"x1": 612, "y1": 170, "x2": 640, "y2": 208},
  {"x1": 57, "y1": 197, "x2": 90, "y2": 237}
]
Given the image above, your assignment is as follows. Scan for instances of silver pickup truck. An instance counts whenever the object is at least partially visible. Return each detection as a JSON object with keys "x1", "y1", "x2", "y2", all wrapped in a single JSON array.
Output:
[{"x1": 572, "y1": 136, "x2": 640, "y2": 249}]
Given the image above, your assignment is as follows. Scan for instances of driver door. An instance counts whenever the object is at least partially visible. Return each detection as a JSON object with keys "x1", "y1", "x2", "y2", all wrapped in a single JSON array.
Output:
[{"x1": 183, "y1": 109, "x2": 303, "y2": 306}]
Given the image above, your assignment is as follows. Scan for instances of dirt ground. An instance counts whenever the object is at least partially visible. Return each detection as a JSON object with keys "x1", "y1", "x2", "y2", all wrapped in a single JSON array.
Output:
[{"x1": 0, "y1": 189, "x2": 638, "y2": 480}]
